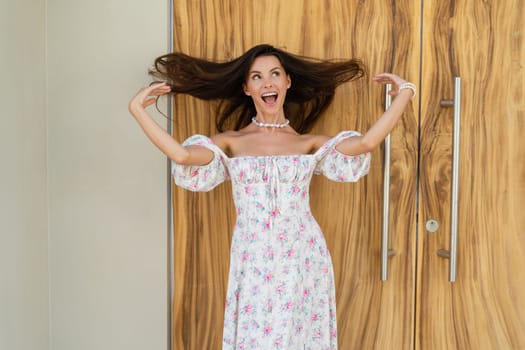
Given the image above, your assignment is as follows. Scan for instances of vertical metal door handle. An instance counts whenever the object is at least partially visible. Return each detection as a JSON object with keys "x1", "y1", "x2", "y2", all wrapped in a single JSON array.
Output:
[
  {"x1": 437, "y1": 77, "x2": 462, "y2": 282},
  {"x1": 381, "y1": 84, "x2": 396, "y2": 281}
]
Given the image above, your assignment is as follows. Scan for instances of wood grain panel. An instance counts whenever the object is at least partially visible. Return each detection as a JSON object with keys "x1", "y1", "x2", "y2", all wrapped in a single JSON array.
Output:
[
  {"x1": 418, "y1": 0, "x2": 525, "y2": 348},
  {"x1": 171, "y1": 1, "x2": 419, "y2": 349}
]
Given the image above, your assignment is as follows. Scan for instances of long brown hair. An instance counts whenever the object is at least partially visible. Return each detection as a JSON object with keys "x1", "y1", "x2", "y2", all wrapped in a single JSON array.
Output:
[{"x1": 150, "y1": 44, "x2": 366, "y2": 133}]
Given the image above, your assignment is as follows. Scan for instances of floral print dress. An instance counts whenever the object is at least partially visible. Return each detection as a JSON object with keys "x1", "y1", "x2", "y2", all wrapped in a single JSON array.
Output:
[{"x1": 172, "y1": 131, "x2": 370, "y2": 350}]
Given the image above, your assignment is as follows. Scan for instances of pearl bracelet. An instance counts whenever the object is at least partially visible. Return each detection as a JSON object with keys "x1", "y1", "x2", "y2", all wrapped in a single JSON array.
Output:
[{"x1": 398, "y1": 82, "x2": 417, "y2": 98}]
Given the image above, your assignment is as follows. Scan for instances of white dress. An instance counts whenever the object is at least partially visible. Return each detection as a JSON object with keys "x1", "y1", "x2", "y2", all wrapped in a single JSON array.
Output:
[{"x1": 172, "y1": 131, "x2": 370, "y2": 350}]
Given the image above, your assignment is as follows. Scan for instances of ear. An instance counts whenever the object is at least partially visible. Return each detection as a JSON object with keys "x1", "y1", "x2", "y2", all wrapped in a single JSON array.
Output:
[
  {"x1": 287, "y1": 75, "x2": 291, "y2": 89},
  {"x1": 243, "y1": 83, "x2": 251, "y2": 96}
]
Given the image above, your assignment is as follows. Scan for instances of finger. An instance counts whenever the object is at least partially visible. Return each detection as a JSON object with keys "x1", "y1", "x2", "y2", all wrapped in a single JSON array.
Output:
[
  {"x1": 372, "y1": 73, "x2": 394, "y2": 79},
  {"x1": 388, "y1": 90, "x2": 399, "y2": 97},
  {"x1": 148, "y1": 85, "x2": 172, "y2": 97},
  {"x1": 149, "y1": 81, "x2": 168, "y2": 88},
  {"x1": 147, "y1": 82, "x2": 170, "y2": 93}
]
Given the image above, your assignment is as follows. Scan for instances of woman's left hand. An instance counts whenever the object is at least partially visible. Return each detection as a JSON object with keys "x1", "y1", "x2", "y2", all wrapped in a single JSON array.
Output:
[{"x1": 372, "y1": 73, "x2": 409, "y2": 97}]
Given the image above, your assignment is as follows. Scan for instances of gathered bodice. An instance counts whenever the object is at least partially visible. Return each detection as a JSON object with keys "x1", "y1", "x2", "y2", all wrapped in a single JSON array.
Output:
[{"x1": 228, "y1": 155, "x2": 316, "y2": 219}]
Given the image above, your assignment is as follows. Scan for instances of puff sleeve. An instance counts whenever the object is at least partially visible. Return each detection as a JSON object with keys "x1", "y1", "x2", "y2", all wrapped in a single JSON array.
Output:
[
  {"x1": 314, "y1": 130, "x2": 371, "y2": 182},
  {"x1": 171, "y1": 135, "x2": 230, "y2": 192}
]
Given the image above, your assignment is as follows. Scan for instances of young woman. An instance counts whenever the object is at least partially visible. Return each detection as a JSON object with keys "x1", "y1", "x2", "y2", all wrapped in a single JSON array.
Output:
[{"x1": 129, "y1": 44, "x2": 415, "y2": 349}]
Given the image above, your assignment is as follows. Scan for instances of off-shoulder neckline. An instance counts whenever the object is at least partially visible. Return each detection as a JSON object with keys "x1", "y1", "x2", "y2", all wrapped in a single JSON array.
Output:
[
  {"x1": 224, "y1": 153, "x2": 316, "y2": 161},
  {"x1": 187, "y1": 131, "x2": 360, "y2": 160}
]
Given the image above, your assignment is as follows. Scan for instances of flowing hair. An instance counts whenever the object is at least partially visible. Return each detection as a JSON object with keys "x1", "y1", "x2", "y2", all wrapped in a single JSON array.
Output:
[{"x1": 150, "y1": 44, "x2": 366, "y2": 133}]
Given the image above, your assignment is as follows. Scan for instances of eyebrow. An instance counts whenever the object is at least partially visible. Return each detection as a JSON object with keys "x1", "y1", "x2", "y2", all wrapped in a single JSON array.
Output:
[{"x1": 249, "y1": 66, "x2": 282, "y2": 74}]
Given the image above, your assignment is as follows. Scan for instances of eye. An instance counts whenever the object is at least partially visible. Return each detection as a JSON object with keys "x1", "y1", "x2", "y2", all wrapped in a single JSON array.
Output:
[
  {"x1": 251, "y1": 74, "x2": 261, "y2": 80},
  {"x1": 272, "y1": 71, "x2": 280, "y2": 77}
]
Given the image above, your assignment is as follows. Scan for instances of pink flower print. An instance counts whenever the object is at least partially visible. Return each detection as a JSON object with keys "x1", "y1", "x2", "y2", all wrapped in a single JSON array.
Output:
[
  {"x1": 278, "y1": 233, "x2": 286, "y2": 242},
  {"x1": 271, "y1": 208, "x2": 279, "y2": 217},
  {"x1": 322, "y1": 264, "x2": 329, "y2": 274},
  {"x1": 304, "y1": 258, "x2": 311, "y2": 270},
  {"x1": 284, "y1": 301, "x2": 293, "y2": 311},
  {"x1": 265, "y1": 247, "x2": 274, "y2": 259},
  {"x1": 266, "y1": 299, "x2": 273, "y2": 312},
  {"x1": 308, "y1": 237, "x2": 316, "y2": 247},
  {"x1": 286, "y1": 248, "x2": 296, "y2": 258},
  {"x1": 311, "y1": 313, "x2": 319, "y2": 321},
  {"x1": 264, "y1": 324, "x2": 272, "y2": 336},
  {"x1": 252, "y1": 285, "x2": 260, "y2": 294},
  {"x1": 262, "y1": 174, "x2": 268, "y2": 182},
  {"x1": 241, "y1": 251, "x2": 250, "y2": 262},
  {"x1": 264, "y1": 219, "x2": 271, "y2": 229},
  {"x1": 190, "y1": 169, "x2": 199, "y2": 177},
  {"x1": 303, "y1": 288, "x2": 309, "y2": 298},
  {"x1": 338, "y1": 174, "x2": 346, "y2": 181},
  {"x1": 243, "y1": 303, "x2": 253, "y2": 315},
  {"x1": 239, "y1": 170, "x2": 245, "y2": 181},
  {"x1": 264, "y1": 272, "x2": 273, "y2": 282},
  {"x1": 330, "y1": 328, "x2": 337, "y2": 338},
  {"x1": 276, "y1": 284, "x2": 285, "y2": 294},
  {"x1": 274, "y1": 337, "x2": 282, "y2": 347},
  {"x1": 291, "y1": 184, "x2": 300, "y2": 194},
  {"x1": 244, "y1": 185, "x2": 253, "y2": 194},
  {"x1": 296, "y1": 323, "x2": 303, "y2": 335},
  {"x1": 313, "y1": 330, "x2": 322, "y2": 339}
]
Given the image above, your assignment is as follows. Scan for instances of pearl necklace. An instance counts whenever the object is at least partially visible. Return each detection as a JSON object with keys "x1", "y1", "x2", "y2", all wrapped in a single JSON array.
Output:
[{"x1": 251, "y1": 117, "x2": 290, "y2": 128}]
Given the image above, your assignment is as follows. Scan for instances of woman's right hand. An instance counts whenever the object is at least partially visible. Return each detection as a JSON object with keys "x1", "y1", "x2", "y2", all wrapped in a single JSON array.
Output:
[{"x1": 128, "y1": 82, "x2": 172, "y2": 113}]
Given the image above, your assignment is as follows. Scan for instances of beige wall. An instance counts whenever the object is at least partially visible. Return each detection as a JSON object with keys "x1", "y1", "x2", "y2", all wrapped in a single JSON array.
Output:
[
  {"x1": 46, "y1": 0, "x2": 168, "y2": 349},
  {"x1": 1, "y1": 0, "x2": 168, "y2": 349},
  {"x1": 1, "y1": 0, "x2": 49, "y2": 349}
]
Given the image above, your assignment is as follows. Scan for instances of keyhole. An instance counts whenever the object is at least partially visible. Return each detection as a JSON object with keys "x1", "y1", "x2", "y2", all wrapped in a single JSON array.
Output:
[{"x1": 426, "y1": 219, "x2": 440, "y2": 233}]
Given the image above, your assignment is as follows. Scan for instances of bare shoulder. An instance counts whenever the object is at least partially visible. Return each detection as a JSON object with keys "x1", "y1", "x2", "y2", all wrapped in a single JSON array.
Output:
[
  {"x1": 299, "y1": 133, "x2": 331, "y2": 153},
  {"x1": 210, "y1": 130, "x2": 240, "y2": 154}
]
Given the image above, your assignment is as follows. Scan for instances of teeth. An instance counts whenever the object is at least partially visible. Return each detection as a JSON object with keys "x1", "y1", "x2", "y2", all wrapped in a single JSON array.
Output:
[{"x1": 262, "y1": 92, "x2": 277, "y2": 97}]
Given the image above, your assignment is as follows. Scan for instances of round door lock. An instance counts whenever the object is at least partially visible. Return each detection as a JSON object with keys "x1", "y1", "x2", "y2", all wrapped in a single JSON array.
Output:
[{"x1": 426, "y1": 219, "x2": 440, "y2": 233}]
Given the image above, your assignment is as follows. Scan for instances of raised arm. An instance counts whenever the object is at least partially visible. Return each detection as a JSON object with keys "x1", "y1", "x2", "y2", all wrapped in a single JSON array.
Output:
[
  {"x1": 128, "y1": 82, "x2": 214, "y2": 165},
  {"x1": 335, "y1": 73, "x2": 415, "y2": 156}
]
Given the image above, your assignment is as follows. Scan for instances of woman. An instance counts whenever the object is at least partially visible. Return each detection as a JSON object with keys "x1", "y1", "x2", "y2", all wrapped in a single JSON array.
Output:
[{"x1": 129, "y1": 44, "x2": 415, "y2": 349}]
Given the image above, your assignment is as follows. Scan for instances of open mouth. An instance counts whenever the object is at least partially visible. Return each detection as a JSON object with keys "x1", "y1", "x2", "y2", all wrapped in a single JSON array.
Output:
[{"x1": 261, "y1": 92, "x2": 278, "y2": 104}]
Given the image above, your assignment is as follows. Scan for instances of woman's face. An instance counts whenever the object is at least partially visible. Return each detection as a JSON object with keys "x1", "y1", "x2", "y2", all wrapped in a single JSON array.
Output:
[{"x1": 243, "y1": 55, "x2": 291, "y2": 116}]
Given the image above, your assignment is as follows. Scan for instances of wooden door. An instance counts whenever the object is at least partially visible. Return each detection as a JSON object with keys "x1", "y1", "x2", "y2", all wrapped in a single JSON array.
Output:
[
  {"x1": 170, "y1": 1, "x2": 419, "y2": 349},
  {"x1": 417, "y1": 0, "x2": 525, "y2": 348}
]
